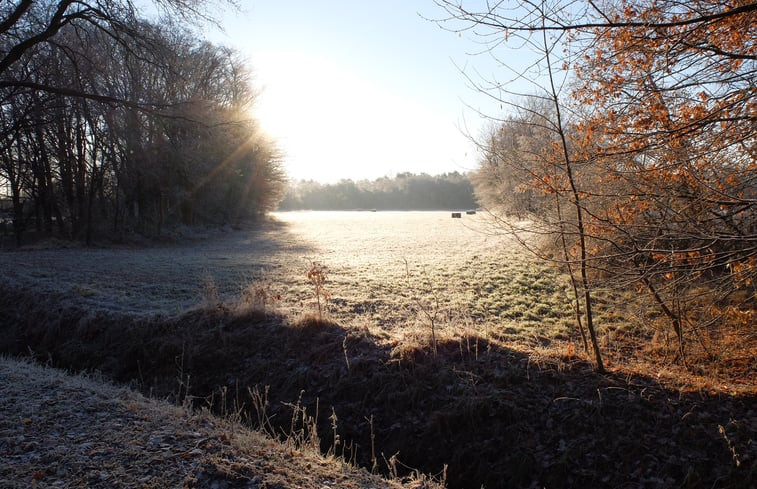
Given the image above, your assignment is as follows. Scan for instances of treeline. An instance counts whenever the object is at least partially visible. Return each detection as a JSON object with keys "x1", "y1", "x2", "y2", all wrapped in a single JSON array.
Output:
[
  {"x1": 278, "y1": 172, "x2": 477, "y2": 211},
  {"x1": 0, "y1": 1, "x2": 285, "y2": 245}
]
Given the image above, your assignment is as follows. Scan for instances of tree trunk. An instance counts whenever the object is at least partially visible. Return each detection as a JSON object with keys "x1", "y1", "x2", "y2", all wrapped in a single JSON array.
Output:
[{"x1": 542, "y1": 27, "x2": 604, "y2": 373}]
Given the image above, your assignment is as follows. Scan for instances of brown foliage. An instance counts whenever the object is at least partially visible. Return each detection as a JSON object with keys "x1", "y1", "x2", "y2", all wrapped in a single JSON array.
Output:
[{"x1": 448, "y1": 0, "x2": 756, "y2": 365}]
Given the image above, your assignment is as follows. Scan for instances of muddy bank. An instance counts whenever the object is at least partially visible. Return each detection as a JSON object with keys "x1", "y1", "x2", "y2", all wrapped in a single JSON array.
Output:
[{"x1": 1, "y1": 287, "x2": 754, "y2": 489}]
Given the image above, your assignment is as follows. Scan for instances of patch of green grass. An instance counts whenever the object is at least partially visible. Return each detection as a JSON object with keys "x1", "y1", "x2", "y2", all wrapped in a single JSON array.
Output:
[{"x1": 72, "y1": 285, "x2": 96, "y2": 297}]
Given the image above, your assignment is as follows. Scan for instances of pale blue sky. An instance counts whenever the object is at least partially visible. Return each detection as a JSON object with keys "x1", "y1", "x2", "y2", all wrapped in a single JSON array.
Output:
[{"x1": 202, "y1": 1, "x2": 520, "y2": 182}]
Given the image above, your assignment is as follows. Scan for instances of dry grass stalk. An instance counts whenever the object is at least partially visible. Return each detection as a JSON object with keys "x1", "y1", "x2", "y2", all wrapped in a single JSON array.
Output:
[{"x1": 306, "y1": 261, "x2": 330, "y2": 321}]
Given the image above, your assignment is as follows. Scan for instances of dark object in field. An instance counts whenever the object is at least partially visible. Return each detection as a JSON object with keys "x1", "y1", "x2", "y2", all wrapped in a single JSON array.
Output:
[
  {"x1": 466, "y1": 210, "x2": 476, "y2": 215},
  {"x1": 451, "y1": 212, "x2": 462, "y2": 218}
]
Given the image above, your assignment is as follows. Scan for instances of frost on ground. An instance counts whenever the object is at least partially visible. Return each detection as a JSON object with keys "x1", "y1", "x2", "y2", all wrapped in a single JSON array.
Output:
[
  {"x1": 0, "y1": 216, "x2": 319, "y2": 317},
  {"x1": 0, "y1": 212, "x2": 551, "y2": 328},
  {"x1": 0, "y1": 356, "x2": 420, "y2": 489},
  {"x1": 2, "y1": 214, "x2": 754, "y2": 489}
]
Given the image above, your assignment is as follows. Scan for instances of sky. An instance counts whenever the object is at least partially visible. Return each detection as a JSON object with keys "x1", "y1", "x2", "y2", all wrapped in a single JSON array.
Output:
[
  {"x1": 201, "y1": 1, "x2": 517, "y2": 183},
  {"x1": 192, "y1": 0, "x2": 560, "y2": 182}
]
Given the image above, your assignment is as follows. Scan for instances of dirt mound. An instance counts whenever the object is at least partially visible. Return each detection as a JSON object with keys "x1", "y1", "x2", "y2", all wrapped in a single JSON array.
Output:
[{"x1": 1, "y1": 286, "x2": 754, "y2": 489}]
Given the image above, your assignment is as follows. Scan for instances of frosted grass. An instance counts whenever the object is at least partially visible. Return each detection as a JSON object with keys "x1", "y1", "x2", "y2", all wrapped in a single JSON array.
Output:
[{"x1": 0, "y1": 211, "x2": 573, "y2": 338}]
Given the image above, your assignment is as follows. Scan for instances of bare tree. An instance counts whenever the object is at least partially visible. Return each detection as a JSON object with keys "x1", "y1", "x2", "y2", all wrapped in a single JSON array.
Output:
[
  {"x1": 436, "y1": 1, "x2": 607, "y2": 371},
  {"x1": 0, "y1": 2, "x2": 286, "y2": 244},
  {"x1": 437, "y1": 0, "x2": 756, "y2": 365}
]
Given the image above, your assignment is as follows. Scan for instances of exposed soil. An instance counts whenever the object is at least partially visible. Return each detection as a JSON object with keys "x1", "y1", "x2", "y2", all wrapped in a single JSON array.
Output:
[{"x1": 1, "y1": 286, "x2": 754, "y2": 489}]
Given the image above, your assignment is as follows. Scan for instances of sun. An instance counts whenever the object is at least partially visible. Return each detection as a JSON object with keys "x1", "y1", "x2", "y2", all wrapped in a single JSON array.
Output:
[
  {"x1": 251, "y1": 50, "x2": 471, "y2": 183},
  {"x1": 251, "y1": 51, "x2": 377, "y2": 181}
]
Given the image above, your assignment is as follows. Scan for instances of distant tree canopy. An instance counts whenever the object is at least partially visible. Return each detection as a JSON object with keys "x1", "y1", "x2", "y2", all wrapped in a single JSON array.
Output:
[
  {"x1": 0, "y1": 0, "x2": 285, "y2": 245},
  {"x1": 278, "y1": 172, "x2": 477, "y2": 211}
]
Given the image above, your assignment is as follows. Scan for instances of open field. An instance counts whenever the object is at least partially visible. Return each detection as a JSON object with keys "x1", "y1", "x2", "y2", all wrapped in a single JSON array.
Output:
[
  {"x1": 0, "y1": 211, "x2": 575, "y2": 340},
  {"x1": 1, "y1": 211, "x2": 755, "y2": 489}
]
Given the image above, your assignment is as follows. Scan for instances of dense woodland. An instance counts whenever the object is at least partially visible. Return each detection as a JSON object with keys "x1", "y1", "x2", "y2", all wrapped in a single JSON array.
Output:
[
  {"x1": 0, "y1": 0, "x2": 286, "y2": 245},
  {"x1": 277, "y1": 172, "x2": 477, "y2": 211},
  {"x1": 451, "y1": 0, "x2": 757, "y2": 370}
]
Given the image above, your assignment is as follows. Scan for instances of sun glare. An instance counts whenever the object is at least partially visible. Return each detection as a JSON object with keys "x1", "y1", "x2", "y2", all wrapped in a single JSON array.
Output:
[{"x1": 252, "y1": 51, "x2": 471, "y2": 182}]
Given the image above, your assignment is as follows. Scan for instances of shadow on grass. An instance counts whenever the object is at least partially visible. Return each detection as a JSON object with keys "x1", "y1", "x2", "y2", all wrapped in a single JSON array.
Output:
[{"x1": 0, "y1": 286, "x2": 754, "y2": 489}]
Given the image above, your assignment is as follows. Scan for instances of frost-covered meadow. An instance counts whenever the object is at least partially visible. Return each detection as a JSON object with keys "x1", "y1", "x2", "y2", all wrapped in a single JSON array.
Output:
[{"x1": 1, "y1": 211, "x2": 575, "y2": 338}]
